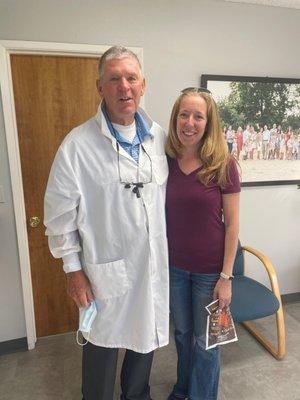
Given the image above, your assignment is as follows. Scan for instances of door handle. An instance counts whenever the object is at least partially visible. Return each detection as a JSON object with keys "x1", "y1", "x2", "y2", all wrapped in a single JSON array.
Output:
[{"x1": 29, "y1": 216, "x2": 41, "y2": 228}]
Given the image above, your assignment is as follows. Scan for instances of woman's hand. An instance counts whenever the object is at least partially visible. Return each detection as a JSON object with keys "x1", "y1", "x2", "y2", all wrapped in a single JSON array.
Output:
[{"x1": 213, "y1": 278, "x2": 232, "y2": 309}]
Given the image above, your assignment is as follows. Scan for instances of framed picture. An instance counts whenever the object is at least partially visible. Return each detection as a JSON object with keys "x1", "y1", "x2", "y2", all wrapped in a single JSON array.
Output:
[{"x1": 200, "y1": 74, "x2": 300, "y2": 187}]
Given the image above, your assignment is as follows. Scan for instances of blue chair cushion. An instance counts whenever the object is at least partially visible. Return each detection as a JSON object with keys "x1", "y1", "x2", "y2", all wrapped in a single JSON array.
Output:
[
  {"x1": 231, "y1": 276, "x2": 280, "y2": 322},
  {"x1": 233, "y1": 242, "x2": 244, "y2": 276}
]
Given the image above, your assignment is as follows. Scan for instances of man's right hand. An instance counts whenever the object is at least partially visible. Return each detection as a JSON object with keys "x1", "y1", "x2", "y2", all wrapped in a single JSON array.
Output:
[{"x1": 66, "y1": 270, "x2": 94, "y2": 308}]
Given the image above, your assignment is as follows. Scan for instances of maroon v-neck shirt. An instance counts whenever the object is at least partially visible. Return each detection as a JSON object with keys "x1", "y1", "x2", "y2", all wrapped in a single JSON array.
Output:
[{"x1": 166, "y1": 157, "x2": 240, "y2": 273}]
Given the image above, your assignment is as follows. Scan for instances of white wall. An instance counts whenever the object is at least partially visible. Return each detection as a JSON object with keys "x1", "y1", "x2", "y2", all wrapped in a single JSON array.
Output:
[
  {"x1": 0, "y1": 96, "x2": 26, "y2": 342},
  {"x1": 0, "y1": 0, "x2": 299, "y2": 342}
]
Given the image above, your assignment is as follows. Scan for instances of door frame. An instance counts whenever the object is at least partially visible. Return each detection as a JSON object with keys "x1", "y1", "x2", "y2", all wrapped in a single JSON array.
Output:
[{"x1": 0, "y1": 40, "x2": 144, "y2": 350}]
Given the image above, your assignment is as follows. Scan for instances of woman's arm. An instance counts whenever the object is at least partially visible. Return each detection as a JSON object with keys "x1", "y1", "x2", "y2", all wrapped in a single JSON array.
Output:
[{"x1": 213, "y1": 192, "x2": 240, "y2": 309}]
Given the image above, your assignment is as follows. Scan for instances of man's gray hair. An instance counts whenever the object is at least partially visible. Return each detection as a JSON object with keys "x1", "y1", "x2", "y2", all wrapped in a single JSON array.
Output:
[{"x1": 98, "y1": 46, "x2": 142, "y2": 78}]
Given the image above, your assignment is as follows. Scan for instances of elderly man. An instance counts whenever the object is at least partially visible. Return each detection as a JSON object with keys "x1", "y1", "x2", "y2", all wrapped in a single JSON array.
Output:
[{"x1": 44, "y1": 46, "x2": 169, "y2": 400}]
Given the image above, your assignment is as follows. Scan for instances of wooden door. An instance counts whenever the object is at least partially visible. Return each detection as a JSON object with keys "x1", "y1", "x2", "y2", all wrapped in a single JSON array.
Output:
[{"x1": 10, "y1": 54, "x2": 100, "y2": 336}]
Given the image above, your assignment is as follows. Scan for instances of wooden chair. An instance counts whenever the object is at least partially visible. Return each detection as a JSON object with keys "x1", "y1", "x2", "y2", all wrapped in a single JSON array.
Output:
[{"x1": 230, "y1": 243, "x2": 286, "y2": 360}]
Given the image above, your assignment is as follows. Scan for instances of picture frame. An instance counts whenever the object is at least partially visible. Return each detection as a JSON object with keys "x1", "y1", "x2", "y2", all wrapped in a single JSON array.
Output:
[{"x1": 200, "y1": 74, "x2": 300, "y2": 187}]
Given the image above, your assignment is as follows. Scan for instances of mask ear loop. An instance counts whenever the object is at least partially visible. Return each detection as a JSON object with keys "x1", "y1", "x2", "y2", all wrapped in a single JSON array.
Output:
[{"x1": 76, "y1": 330, "x2": 90, "y2": 346}]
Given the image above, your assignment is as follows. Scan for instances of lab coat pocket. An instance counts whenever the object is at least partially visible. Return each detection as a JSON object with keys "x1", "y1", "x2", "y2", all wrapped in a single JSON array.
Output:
[
  {"x1": 85, "y1": 259, "x2": 131, "y2": 300},
  {"x1": 152, "y1": 155, "x2": 169, "y2": 185}
]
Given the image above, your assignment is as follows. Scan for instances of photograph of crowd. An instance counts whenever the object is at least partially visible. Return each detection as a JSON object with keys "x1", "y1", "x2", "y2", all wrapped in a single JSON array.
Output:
[
  {"x1": 224, "y1": 124, "x2": 299, "y2": 162},
  {"x1": 201, "y1": 75, "x2": 300, "y2": 185}
]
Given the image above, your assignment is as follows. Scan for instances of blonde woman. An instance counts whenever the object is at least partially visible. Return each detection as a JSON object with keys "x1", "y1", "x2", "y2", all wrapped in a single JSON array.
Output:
[{"x1": 166, "y1": 88, "x2": 240, "y2": 400}]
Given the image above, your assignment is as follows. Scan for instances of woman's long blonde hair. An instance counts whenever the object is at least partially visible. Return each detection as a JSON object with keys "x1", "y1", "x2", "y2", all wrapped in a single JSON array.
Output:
[{"x1": 166, "y1": 89, "x2": 235, "y2": 188}]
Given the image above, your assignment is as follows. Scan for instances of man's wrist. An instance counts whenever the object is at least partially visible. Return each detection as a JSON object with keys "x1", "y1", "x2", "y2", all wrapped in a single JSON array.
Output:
[
  {"x1": 64, "y1": 265, "x2": 82, "y2": 273},
  {"x1": 62, "y1": 253, "x2": 82, "y2": 273}
]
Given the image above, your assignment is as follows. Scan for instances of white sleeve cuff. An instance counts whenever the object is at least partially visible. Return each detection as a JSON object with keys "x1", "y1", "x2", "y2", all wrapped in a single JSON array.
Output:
[{"x1": 62, "y1": 253, "x2": 82, "y2": 273}]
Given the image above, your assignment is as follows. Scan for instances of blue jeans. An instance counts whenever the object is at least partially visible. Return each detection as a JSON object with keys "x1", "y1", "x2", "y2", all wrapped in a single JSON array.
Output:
[{"x1": 169, "y1": 266, "x2": 220, "y2": 400}]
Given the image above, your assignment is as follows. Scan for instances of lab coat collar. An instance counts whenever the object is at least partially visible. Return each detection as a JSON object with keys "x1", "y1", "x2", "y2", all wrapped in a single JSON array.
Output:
[{"x1": 94, "y1": 101, "x2": 154, "y2": 142}]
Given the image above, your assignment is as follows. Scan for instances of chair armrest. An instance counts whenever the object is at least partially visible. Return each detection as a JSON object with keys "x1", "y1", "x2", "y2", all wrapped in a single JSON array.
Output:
[
  {"x1": 241, "y1": 245, "x2": 286, "y2": 359},
  {"x1": 241, "y1": 246, "x2": 282, "y2": 302}
]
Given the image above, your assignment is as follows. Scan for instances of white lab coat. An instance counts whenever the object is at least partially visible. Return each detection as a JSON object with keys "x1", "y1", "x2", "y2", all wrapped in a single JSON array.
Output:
[{"x1": 44, "y1": 104, "x2": 169, "y2": 353}]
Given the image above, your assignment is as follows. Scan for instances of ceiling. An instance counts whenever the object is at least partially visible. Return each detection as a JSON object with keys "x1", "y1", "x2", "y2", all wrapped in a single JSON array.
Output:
[{"x1": 224, "y1": 0, "x2": 300, "y2": 9}]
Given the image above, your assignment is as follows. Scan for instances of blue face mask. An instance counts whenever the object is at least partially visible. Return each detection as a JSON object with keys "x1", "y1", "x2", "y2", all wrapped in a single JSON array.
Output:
[{"x1": 76, "y1": 300, "x2": 98, "y2": 346}]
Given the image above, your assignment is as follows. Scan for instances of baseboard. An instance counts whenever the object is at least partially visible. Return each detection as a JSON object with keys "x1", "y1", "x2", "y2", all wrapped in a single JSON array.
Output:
[
  {"x1": 282, "y1": 292, "x2": 300, "y2": 304},
  {"x1": 0, "y1": 337, "x2": 27, "y2": 356}
]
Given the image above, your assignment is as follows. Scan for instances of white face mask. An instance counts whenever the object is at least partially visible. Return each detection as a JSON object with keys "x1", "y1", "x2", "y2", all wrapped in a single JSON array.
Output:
[{"x1": 76, "y1": 300, "x2": 98, "y2": 346}]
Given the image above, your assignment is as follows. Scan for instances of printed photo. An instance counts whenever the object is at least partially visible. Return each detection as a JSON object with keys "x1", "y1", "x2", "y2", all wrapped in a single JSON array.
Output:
[
  {"x1": 205, "y1": 300, "x2": 238, "y2": 350},
  {"x1": 201, "y1": 75, "x2": 300, "y2": 186}
]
